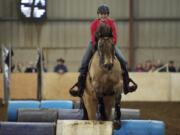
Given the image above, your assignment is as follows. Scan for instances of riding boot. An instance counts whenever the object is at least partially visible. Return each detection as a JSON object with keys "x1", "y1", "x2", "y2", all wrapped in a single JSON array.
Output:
[
  {"x1": 122, "y1": 66, "x2": 137, "y2": 94},
  {"x1": 70, "y1": 42, "x2": 95, "y2": 97},
  {"x1": 115, "y1": 47, "x2": 137, "y2": 94}
]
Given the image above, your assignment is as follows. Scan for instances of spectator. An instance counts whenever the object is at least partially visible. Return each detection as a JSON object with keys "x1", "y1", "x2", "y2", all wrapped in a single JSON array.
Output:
[
  {"x1": 149, "y1": 64, "x2": 157, "y2": 72},
  {"x1": 155, "y1": 59, "x2": 164, "y2": 69},
  {"x1": 25, "y1": 62, "x2": 37, "y2": 73},
  {"x1": 13, "y1": 62, "x2": 26, "y2": 73},
  {"x1": 54, "y1": 58, "x2": 68, "y2": 73},
  {"x1": 143, "y1": 60, "x2": 152, "y2": 72},
  {"x1": 134, "y1": 63, "x2": 144, "y2": 72},
  {"x1": 178, "y1": 67, "x2": 180, "y2": 72},
  {"x1": 168, "y1": 60, "x2": 176, "y2": 72}
]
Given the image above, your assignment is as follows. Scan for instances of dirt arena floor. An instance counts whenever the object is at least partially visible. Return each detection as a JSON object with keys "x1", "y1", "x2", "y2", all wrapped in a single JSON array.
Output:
[{"x1": 1, "y1": 101, "x2": 180, "y2": 135}]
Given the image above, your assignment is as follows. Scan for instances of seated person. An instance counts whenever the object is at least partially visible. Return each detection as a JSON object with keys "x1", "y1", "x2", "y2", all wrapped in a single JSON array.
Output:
[{"x1": 25, "y1": 62, "x2": 37, "y2": 73}]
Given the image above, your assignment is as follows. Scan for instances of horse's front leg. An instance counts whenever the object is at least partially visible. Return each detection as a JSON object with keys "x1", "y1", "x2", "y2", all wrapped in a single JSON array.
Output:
[
  {"x1": 113, "y1": 91, "x2": 122, "y2": 129},
  {"x1": 96, "y1": 97, "x2": 107, "y2": 120}
]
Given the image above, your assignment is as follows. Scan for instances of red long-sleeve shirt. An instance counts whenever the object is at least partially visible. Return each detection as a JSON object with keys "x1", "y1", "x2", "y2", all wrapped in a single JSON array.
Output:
[{"x1": 90, "y1": 18, "x2": 117, "y2": 46}]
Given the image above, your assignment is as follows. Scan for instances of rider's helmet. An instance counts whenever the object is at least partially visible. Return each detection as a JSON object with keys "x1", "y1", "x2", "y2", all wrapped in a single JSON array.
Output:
[{"x1": 97, "y1": 4, "x2": 110, "y2": 15}]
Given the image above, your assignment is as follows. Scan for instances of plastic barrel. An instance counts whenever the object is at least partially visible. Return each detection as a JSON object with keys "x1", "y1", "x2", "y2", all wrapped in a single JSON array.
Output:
[
  {"x1": 40, "y1": 100, "x2": 73, "y2": 109},
  {"x1": 0, "y1": 122, "x2": 55, "y2": 135},
  {"x1": 7, "y1": 100, "x2": 40, "y2": 121},
  {"x1": 111, "y1": 108, "x2": 140, "y2": 120},
  {"x1": 17, "y1": 109, "x2": 58, "y2": 122},
  {"x1": 113, "y1": 120, "x2": 165, "y2": 135},
  {"x1": 58, "y1": 109, "x2": 84, "y2": 120}
]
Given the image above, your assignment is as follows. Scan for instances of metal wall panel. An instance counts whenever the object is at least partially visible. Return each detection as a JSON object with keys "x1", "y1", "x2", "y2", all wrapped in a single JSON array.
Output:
[
  {"x1": 135, "y1": 22, "x2": 180, "y2": 48},
  {"x1": 117, "y1": 22, "x2": 129, "y2": 47},
  {"x1": 0, "y1": 0, "x2": 19, "y2": 18},
  {"x1": 47, "y1": 0, "x2": 129, "y2": 19},
  {"x1": 0, "y1": 21, "x2": 127, "y2": 48},
  {"x1": 136, "y1": 0, "x2": 180, "y2": 18}
]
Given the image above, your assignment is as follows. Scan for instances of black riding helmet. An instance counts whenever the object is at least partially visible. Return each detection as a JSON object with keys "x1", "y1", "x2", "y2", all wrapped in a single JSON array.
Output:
[{"x1": 97, "y1": 4, "x2": 110, "y2": 14}]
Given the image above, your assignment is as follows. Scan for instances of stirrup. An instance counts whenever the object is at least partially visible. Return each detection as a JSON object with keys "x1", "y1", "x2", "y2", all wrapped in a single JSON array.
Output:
[
  {"x1": 128, "y1": 78, "x2": 138, "y2": 92},
  {"x1": 69, "y1": 83, "x2": 83, "y2": 97}
]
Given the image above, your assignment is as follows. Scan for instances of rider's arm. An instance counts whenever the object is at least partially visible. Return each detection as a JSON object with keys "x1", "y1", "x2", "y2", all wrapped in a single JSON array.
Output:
[
  {"x1": 110, "y1": 20, "x2": 117, "y2": 45},
  {"x1": 90, "y1": 20, "x2": 97, "y2": 46}
]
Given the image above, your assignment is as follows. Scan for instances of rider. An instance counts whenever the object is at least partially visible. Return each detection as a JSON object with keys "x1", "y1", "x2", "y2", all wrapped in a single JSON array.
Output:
[{"x1": 70, "y1": 4, "x2": 137, "y2": 97}]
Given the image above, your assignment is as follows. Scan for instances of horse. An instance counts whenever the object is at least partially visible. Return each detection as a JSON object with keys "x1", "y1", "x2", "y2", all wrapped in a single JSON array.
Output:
[{"x1": 82, "y1": 23, "x2": 123, "y2": 128}]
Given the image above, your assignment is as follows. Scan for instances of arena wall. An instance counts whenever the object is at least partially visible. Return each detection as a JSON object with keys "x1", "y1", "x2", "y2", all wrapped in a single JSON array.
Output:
[{"x1": 0, "y1": 73, "x2": 180, "y2": 101}]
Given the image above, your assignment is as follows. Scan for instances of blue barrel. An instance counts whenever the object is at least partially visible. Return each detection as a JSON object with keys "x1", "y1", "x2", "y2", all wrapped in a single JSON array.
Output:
[
  {"x1": 58, "y1": 109, "x2": 84, "y2": 120},
  {"x1": 0, "y1": 122, "x2": 55, "y2": 135},
  {"x1": 8, "y1": 100, "x2": 40, "y2": 121},
  {"x1": 17, "y1": 109, "x2": 58, "y2": 122},
  {"x1": 40, "y1": 100, "x2": 73, "y2": 109},
  {"x1": 113, "y1": 120, "x2": 165, "y2": 135}
]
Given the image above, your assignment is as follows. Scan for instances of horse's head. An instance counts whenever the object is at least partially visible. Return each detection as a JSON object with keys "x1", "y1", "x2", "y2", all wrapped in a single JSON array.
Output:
[{"x1": 95, "y1": 23, "x2": 115, "y2": 71}]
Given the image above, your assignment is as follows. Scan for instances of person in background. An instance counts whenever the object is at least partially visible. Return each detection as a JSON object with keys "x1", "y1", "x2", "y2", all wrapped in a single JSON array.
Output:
[
  {"x1": 134, "y1": 63, "x2": 144, "y2": 72},
  {"x1": 24, "y1": 61, "x2": 37, "y2": 73},
  {"x1": 54, "y1": 58, "x2": 68, "y2": 73},
  {"x1": 178, "y1": 67, "x2": 180, "y2": 72},
  {"x1": 168, "y1": 60, "x2": 176, "y2": 72},
  {"x1": 143, "y1": 60, "x2": 152, "y2": 72}
]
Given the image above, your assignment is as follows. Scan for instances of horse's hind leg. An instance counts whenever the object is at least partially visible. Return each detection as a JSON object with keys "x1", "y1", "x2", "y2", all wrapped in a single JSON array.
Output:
[
  {"x1": 113, "y1": 93, "x2": 121, "y2": 129},
  {"x1": 97, "y1": 97, "x2": 107, "y2": 120}
]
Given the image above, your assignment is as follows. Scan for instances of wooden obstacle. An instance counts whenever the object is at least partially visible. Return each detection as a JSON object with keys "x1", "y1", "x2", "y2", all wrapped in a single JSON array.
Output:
[{"x1": 56, "y1": 120, "x2": 113, "y2": 135}]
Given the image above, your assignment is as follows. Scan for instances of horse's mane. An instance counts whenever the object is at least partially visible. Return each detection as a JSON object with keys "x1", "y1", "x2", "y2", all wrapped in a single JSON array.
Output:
[{"x1": 95, "y1": 23, "x2": 113, "y2": 42}]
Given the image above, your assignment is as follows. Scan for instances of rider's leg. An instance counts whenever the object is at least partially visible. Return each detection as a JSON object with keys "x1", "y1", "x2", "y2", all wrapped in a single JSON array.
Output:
[
  {"x1": 70, "y1": 42, "x2": 94, "y2": 97},
  {"x1": 115, "y1": 47, "x2": 137, "y2": 94}
]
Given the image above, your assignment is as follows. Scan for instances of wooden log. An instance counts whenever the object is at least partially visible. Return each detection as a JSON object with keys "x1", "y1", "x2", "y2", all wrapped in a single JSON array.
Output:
[{"x1": 56, "y1": 120, "x2": 113, "y2": 135}]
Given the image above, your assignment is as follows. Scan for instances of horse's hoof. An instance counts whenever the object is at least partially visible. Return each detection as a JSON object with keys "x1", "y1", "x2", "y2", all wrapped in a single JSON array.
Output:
[{"x1": 113, "y1": 120, "x2": 121, "y2": 129}]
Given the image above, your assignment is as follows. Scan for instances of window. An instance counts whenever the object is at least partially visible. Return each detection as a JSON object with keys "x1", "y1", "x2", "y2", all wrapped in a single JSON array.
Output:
[{"x1": 20, "y1": 0, "x2": 47, "y2": 21}]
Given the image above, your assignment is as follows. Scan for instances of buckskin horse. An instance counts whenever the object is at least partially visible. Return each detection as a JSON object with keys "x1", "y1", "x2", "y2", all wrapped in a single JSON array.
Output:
[{"x1": 82, "y1": 23, "x2": 123, "y2": 128}]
